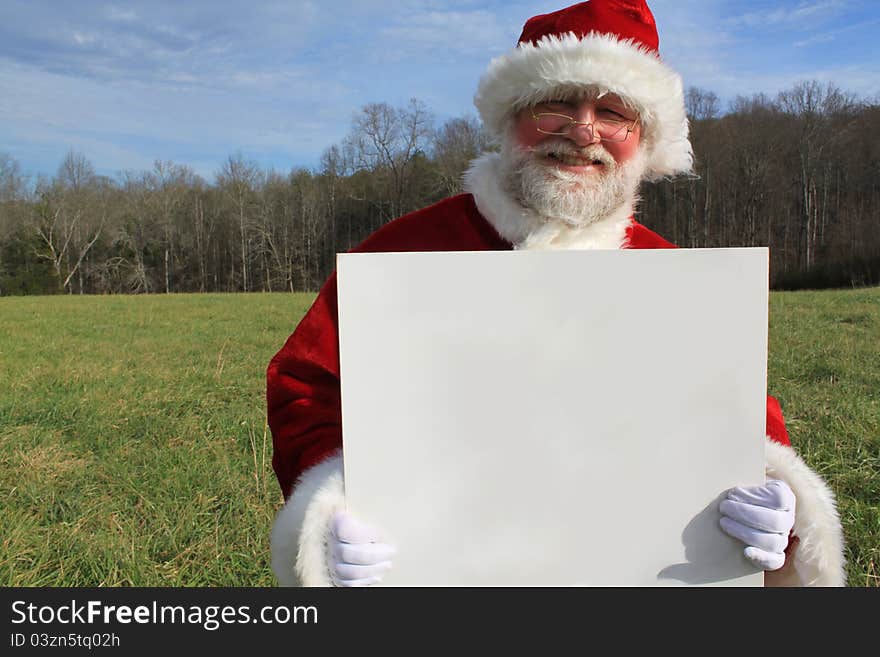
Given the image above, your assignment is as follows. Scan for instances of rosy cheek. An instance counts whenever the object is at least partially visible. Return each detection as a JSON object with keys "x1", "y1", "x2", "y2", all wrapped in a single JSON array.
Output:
[
  {"x1": 607, "y1": 126, "x2": 641, "y2": 162},
  {"x1": 512, "y1": 111, "x2": 543, "y2": 149}
]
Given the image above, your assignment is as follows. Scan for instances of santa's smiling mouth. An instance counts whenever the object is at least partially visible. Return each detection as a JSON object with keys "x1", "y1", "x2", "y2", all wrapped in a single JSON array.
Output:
[{"x1": 547, "y1": 152, "x2": 607, "y2": 166}]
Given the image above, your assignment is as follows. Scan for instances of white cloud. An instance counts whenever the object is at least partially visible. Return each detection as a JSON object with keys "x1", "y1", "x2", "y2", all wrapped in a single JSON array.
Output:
[
  {"x1": 727, "y1": 0, "x2": 845, "y2": 29},
  {"x1": 378, "y1": 10, "x2": 511, "y2": 59},
  {"x1": 0, "y1": 53, "x2": 355, "y2": 181},
  {"x1": 106, "y1": 6, "x2": 139, "y2": 23},
  {"x1": 794, "y1": 33, "x2": 836, "y2": 47},
  {"x1": 793, "y1": 16, "x2": 880, "y2": 46},
  {"x1": 71, "y1": 33, "x2": 96, "y2": 46}
]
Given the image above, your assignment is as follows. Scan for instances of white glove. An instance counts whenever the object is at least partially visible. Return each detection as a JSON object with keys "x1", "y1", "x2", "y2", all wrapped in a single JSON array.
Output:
[
  {"x1": 328, "y1": 510, "x2": 396, "y2": 587},
  {"x1": 719, "y1": 479, "x2": 796, "y2": 571}
]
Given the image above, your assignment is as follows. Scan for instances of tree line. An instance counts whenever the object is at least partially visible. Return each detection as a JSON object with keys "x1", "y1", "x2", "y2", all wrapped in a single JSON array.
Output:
[{"x1": 1, "y1": 82, "x2": 877, "y2": 296}]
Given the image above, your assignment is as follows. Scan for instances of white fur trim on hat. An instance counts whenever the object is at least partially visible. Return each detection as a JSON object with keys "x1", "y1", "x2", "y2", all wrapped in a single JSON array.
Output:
[
  {"x1": 765, "y1": 438, "x2": 847, "y2": 586},
  {"x1": 463, "y1": 152, "x2": 634, "y2": 249},
  {"x1": 474, "y1": 32, "x2": 693, "y2": 180},
  {"x1": 270, "y1": 452, "x2": 345, "y2": 586}
]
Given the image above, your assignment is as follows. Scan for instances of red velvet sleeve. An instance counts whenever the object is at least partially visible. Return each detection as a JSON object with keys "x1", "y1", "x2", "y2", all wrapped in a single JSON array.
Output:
[{"x1": 267, "y1": 273, "x2": 343, "y2": 500}]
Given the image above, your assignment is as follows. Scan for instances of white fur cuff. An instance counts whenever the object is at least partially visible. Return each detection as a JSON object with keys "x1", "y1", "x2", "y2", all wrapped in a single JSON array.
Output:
[
  {"x1": 270, "y1": 453, "x2": 345, "y2": 586},
  {"x1": 765, "y1": 438, "x2": 847, "y2": 586}
]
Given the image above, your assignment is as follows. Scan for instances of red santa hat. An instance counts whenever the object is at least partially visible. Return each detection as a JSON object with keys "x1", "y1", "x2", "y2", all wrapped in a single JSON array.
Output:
[{"x1": 474, "y1": 0, "x2": 693, "y2": 179}]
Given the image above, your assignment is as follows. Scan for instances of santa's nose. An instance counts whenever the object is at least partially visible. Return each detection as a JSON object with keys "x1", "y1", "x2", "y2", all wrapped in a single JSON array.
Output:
[
  {"x1": 566, "y1": 120, "x2": 602, "y2": 145},
  {"x1": 565, "y1": 101, "x2": 602, "y2": 145}
]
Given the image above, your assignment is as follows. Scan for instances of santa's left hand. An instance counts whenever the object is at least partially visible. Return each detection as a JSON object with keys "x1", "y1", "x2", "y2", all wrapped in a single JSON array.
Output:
[{"x1": 719, "y1": 479, "x2": 796, "y2": 571}]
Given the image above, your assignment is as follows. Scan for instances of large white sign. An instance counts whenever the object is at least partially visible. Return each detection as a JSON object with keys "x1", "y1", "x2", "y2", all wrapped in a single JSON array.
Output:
[{"x1": 337, "y1": 248, "x2": 769, "y2": 586}]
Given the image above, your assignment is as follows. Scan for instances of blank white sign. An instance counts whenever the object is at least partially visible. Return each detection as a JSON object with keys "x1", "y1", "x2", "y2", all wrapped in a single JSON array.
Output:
[{"x1": 337, "y1": 248, "x2": 768, "y2": 586}]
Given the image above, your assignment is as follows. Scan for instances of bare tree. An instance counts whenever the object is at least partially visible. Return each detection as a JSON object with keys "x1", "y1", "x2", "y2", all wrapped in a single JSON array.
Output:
[
  {"x1": 31, "y1": 151, "x2": 106, "y2": 293},
  {"x1": 0, "y1": 152, "x2": 28, "y2": 202},
  {"x1": 115, "y1": 171, "x2": 157, "y2": 293},
  {"x1": 686, "y1": 87, "x2": 720, "y2": 122},
  {"x1": 777, "y1": 81, "x2": 858, "y2": 268},
  {"x1": 344, "y1": 99, "x2": 434, "y2": 223},
  {"x1": 0, "y1": 153, "x2": 29, "y2": 295},
  {"x1": 146, "y1": 160, "x2": 195, "y2": 293},
  {"x1": 216, "y1": 154, "x2": 262, "y2": 291},
  {"x1": 255, "y1": 170, "x2": 292, "y2": 292},
  {"x1": 190, "y1": 182, "x2": 213, "y2": 293},
  {"x1": 433, "y1": 115, "x2": 493, "y2": 196},
  {"x1": 0, "y1": 153, "x2": 28, "y2": 241}
]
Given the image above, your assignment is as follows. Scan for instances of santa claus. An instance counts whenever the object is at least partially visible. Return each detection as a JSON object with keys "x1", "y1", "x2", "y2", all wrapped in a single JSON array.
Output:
[{"x1": 267, "y1": 0, "x2": 846, "y2": 586}]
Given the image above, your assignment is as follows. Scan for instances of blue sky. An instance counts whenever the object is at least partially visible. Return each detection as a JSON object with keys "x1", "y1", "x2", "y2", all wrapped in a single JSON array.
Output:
[{"x1": 1, "y1": 0, "x2": 878, "y2": 183}]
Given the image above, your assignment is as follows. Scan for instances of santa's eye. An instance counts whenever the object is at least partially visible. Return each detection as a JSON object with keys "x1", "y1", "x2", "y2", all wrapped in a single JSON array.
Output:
[{"x1": 599, "y1": 107, "x2": 636, "y2": 122}]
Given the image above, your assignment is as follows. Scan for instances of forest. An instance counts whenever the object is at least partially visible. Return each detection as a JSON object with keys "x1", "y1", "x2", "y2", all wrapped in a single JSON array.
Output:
[{"x1": 1, "y1": 80, "x2": 877, "y2": 296}]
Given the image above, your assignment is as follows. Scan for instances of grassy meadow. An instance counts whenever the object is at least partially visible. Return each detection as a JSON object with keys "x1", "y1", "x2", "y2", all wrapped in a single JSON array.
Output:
[{"x1": 0, "y1": 288, "x2": 877, "y2": 586}]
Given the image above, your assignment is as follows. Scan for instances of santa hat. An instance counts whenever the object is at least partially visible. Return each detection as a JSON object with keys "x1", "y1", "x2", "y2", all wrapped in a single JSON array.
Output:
[{"x1": 474, "y1": 0, "x2": 693, "y2": 179}]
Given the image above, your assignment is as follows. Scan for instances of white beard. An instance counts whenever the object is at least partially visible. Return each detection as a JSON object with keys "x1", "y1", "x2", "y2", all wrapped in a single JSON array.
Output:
[{"x1": 499, "y1": 138, "x2": 646, "y2": 229}]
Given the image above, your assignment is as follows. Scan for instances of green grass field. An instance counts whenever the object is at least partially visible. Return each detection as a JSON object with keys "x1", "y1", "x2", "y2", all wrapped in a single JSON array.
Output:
[{"x1": 1, "y1": 288, "x2": 877, "y2": 586}]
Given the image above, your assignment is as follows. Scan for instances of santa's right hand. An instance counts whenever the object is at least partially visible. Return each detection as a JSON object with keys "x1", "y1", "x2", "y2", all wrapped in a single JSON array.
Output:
[{"x1": 328, "y1": 510, "x2": 396, "y2": 587}]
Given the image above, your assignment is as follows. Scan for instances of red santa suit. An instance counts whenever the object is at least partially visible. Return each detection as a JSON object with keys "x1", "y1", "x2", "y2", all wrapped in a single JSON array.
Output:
[
  {"x1": 267, "y1": 153, "x2": 846, "y2": 586},
  {"x1": 268, "y1": 0, "x2": 846, "y2": 586}
]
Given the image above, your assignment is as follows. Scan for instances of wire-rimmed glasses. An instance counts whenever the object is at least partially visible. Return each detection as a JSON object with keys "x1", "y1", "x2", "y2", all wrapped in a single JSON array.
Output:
[{"x1": 530, "y1": 108, "x2": 639, "y2": 142}]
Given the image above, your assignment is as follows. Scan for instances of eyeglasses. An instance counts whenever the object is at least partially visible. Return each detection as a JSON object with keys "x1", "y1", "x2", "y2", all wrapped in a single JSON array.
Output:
[{"x1": 530, "y1": 108, "x2": 639, "y2": 142}]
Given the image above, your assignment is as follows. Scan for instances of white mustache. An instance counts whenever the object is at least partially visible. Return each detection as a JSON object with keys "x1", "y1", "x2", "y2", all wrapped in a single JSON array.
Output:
[{"x1": 527, "y1": 142, "x2": 615, "y2": 167}]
